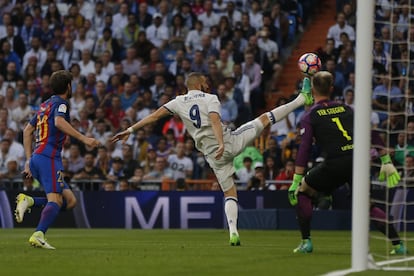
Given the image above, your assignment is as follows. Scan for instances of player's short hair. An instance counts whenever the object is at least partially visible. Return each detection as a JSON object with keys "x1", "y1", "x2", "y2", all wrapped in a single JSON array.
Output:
[
  {"x1": 312, "y1": 71, "x2": 333, "y2": 96},
  {"x1": 50, "y1": 70, "x2": 72, "y2": 95},
  {"x1": 185, "y1": 72, "x2": 205, "y2": 88}
]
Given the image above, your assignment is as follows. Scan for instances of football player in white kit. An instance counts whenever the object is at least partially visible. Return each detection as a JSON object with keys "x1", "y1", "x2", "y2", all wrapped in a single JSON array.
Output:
[{"x1": 112, "y1": 72, "x2": 313, "y2": 245}]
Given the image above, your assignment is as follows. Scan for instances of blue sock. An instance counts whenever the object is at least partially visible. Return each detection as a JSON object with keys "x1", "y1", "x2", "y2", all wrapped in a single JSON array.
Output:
[
  {"x1": 33, "y1": 197, "x2": 47, "y2": 207},
  {"x1": 36, "y1": 202, "x2": 60, "y2": 234}
]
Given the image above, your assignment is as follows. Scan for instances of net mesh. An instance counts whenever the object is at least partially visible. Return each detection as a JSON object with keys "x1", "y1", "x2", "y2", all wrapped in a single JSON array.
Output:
[{"x1": 370, "y1": 0, "x2": 414, "y2": 269}]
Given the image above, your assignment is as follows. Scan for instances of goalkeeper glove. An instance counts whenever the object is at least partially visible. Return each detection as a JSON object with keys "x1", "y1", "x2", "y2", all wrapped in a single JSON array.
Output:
[
  {"x1": 288, "y1": 174, "x2": 303, "y2": 206},
  {"x1": 379, "y1": 154, "x2": 401, "y2": 188}
]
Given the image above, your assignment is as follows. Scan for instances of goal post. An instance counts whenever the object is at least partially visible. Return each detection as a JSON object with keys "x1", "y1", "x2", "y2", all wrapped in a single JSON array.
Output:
[{"x1": 351, "y1": 0, "x2": 374, "y2": 272}]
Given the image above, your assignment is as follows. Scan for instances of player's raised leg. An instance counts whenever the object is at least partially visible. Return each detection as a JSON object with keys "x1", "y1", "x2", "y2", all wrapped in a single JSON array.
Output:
[
  {"x1": 258, "y1": 77, "x2": 312, "y2": 130},
  {"x1": 15, "y1": 193, "x2": 48, "y2": 223}
]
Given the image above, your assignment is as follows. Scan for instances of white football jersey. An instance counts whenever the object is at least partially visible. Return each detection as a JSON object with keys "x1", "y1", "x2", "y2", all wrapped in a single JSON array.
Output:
[
  {"x1": 167, "y1": 154, "x2": 194, "y2": 180},
  {"x1": 164, "y1": 90, "x2": 224, "y2": 152}
]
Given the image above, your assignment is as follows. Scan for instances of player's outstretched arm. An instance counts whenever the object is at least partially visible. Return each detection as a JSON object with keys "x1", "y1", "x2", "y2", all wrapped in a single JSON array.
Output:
[
  {"x1": 209, "y1": 112, "x2": 224, "y2": 160},
  {"x1": 22, "y1": 123, "x2": 35, "y2": 178},
  {"x1": 55, "y1": 116, "x2": 100, "y2": 148},
  {"x1": 111, "y1": 106, "x2": 171, "y2": 144}
]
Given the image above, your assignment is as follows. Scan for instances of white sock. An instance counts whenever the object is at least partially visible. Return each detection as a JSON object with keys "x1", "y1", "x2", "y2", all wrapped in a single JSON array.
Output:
[
  {"x1": 225, "y1": 197, "x2": 239, "y2": 237},
  {"x1": 267, "y1": 95, "x2": 305, "y2": 124}
]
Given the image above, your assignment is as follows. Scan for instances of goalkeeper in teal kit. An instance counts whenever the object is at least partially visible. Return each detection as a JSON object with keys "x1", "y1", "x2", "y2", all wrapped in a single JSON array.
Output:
[{"x1": 288, "y1": 71, "x2": 407, "y2": 255}]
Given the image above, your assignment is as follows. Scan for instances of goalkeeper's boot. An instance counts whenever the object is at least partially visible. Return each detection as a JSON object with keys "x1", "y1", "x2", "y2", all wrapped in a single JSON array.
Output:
[
  {"x1": 300, "y1": 77, "x2": 313, "y2": 106},
  {"x1": 29, "y1": 231, "x2": 55, "y2": 250},
  {"x1": 15, "y1": 193, "x2": 33, "y2": 223},
  {"x1": 390, "y1": 242, "x2": 408, "y2": 255},
  {"x1": 293, "y1": 239, "x2": 313, "y2": 253},
  {"x1": 229, "y1": 233, "x2": 241, "y2": 246}
]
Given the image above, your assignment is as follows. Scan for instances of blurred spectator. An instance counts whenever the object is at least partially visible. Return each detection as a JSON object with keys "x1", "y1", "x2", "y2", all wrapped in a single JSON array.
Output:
[
  {"x1": 107, "y1": 156, "x2": 125, "y2": 182},
  {"x1": 242, "y1": 51, "x2": 263, "y2": 115},
  {"x1": 0, "y1": 24, "x2": 25, "y2": 60},
  {"x1": 0, "y1": 156, "x2": 20, "y2": 180},
  {"x1": 274, "y1": 158, "x2": 295, "y2": 190},
  {"x1": 122, "y1": 47, "x2": 141, "y2": 76},
  {"x1": 324, "y1": 58, "x2": 346, "y2": 99},
  {"x1": 216, "y1": 48, "x2": 234, "y2": 78},
  {"x1": 155, "y1": 136, "x2": 173, "y2": 158},
  {"x1": 112, "y1": 2, "x2": 129, "y2": 37},
  {"x1": 185, "y1": 20, "x2": 204, "y2": 56},
  {"x1": 120, "y1": 81, "x2": 139, "y2": 110},
  {"x1": 106, "y1": 94, "x2": 126, "y2": 130},
  {"x1": 169, "y1": 13, "x2": 188, "y2": 51},
  {"x1": 270, "y1": 3, "x2": 289, "y2": 48},
  {"x1": 373, "y1": 40, "x2": 391, "y2": 73},
  {"x1": 57, "y1": 37, "x2": 81, "y2": 70},
  {"x1": 199, "y1": 0, "x2": 220, "y2": 33},
  {"x1": 1, "y1": 41, "x2": 21, "y2": 74},
  {"x1": 167, "y1": 142, "x2": 193, "y2": 180},
  {"x1": 11, "y1": 93, "x2": 32, "y2": 129},
  {"x1": 217, "y1": 83, "x2": 238, "y2": 128},
  {"x1": 118, "y1": 13, "x2": 140, "y2": 54},
  {"x1": 129, "y1": 167, "x2": 144, "y2": 190},
  {"x1": 136, "y1": 2, "x2": 152, "y2": 29},
  {"x1": 179, "y1": 2, "x2": 195, "y2": 30},
  {"x1": 0, "y1": 138, "x2": 11, "y2": 174},
  {"x1": 225, "y1": 1, "x2": 242, "y2": 27},
  {"x1": 141, "y1": 146, "x2": 157, "y2": 174},
  {"x1": 3, "y1": 128, "x2": 23, "y2": 167},
  {"x1": 146, "y1": 13, "x2": 169, "y2": 49},
  {"x1": 74, "y1": 26, "x2": 94, "y2": 52},
  {"x1": 191, "y1": 50, "x2": 208, "y2": 74},
  {"x1": 247, "y1": 162, "x2": 267, "y2": 190},
  {"x1": 68, "y1": 143, "x2": 85, "y2": 175},
  {"x1": 133, "y1": 31, "x2": 154, "y2": 63},
  {"x1": 21, "y1": 36, "x2": 46, "y2": 74},
  {"x1": 118, "y1": 178, "x2": 131, "y2": 191},
  {"x1": 72, "y1": 152, "x2": 104, "y2": 183},
  {"x1": 91, "y1": 2, "x2": 105, "y2": 33},
  {"x1": 19, "y1": 14, "x2": 40, "y2": 51},
  {"x1": 263, "y1": 155, "x2": 279, "y2": 181},
  {"x1": 150, "y1": 73, "x2": 166, "y2": 102},
  {"x1": 102, "y1": 179, "x2": 116, "y2": 191},
  {"x1": 92, "y1": 28, "x2": 121, "y2": 62},
  {"x1": 95, "y1": 146, "x2": 110, "y2": 177},
  {"x1": 143, "y1": 156, "x2": 173, "y2": 180},
  {"x1": 0, "y1": 107, "x2": 17, "y2": 131},
  {"x1": 235, "y1": 156, "x2": 255, "y2": 188},
  {"x1": 326, "y1": 12, "x2": 355, "y2": 48},
  {"x1": 262, "y1": 137, "x2": 283, "y2": 170},
  {"x1": 342, "y1": 2, "x2": 356, "y2": 29},
  {"x1": 78, "y1": 49, "x2": 95, "y2": 77},
  {"x1": 4, "y1": 62, "x2": 22, "y2": 87},
  {"x1": 372, "y1": 74, "x2": 403, "y2": 115}
]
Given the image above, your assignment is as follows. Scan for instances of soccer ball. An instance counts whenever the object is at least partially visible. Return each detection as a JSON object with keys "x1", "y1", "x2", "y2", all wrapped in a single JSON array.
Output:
[{"x1": 297, "y1": 53, "x2": 322, "y2": 76}]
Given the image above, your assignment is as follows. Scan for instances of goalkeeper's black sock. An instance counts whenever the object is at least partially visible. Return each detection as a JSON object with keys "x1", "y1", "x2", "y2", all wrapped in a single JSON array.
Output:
[
  {"x1": 296, "y1": 192, "x2": 313, "y2": 240},
  {"x1": 370, "y1": 206, "x2": 400, "y2": 245}
]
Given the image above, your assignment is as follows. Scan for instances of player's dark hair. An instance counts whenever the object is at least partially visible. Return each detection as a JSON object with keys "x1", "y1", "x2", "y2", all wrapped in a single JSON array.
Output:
[
  {"x1": 50, "y1": 70, "x2": 72, "y2": 95},
  {"x1": 312, "y1": 71, "x2": 333, "y2": 96}
]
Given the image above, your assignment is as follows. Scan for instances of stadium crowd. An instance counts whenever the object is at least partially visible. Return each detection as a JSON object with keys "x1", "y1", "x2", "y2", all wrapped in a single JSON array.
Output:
[
  {"x1": 0, "y1": 0, "x2": 317, "y2": 191},
  {"x1": 4, "y1": 0, "x2": 412, "y2": 192}
]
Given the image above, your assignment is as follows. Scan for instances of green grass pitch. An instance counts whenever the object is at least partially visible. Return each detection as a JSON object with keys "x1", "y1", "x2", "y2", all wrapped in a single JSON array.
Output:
[{"x1": 1, "y1": 229, "x2": 413, "y2": 276}]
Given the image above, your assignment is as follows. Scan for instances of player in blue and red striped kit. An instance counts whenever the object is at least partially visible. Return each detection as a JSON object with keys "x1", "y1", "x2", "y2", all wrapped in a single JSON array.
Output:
[{"x1": 15, "y1": 70, "x2": 100, "y2": 249}]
